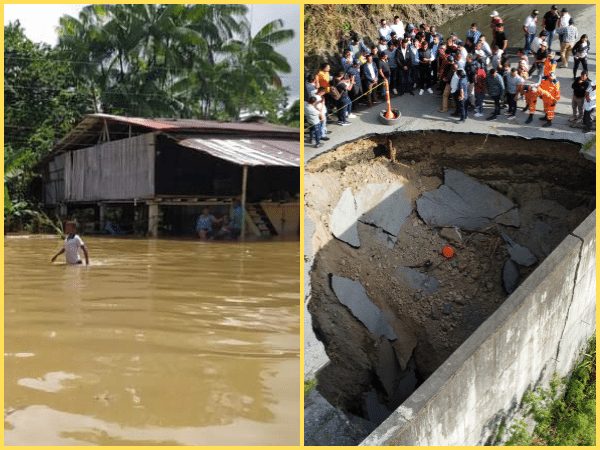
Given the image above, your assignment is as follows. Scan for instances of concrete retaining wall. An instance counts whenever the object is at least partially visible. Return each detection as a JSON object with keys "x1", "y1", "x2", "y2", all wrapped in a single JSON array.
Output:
[{"x1": 361, "y1": 211, "x2": 596, "y2": 446}]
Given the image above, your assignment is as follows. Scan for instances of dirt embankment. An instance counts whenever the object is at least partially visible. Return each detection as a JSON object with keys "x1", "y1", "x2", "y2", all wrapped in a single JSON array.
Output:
[
  {"x1": 305, "y1": 132, "x2": 595, "y2": 421},
  {"x1": 304, "y1": 4, "x2": 481, "y2": 74}
]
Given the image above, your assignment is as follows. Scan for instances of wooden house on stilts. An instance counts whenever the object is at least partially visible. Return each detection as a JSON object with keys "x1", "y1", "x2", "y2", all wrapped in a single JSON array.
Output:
[{"x1": 41, "y1": 114, "x2": 300, "y2": 238}]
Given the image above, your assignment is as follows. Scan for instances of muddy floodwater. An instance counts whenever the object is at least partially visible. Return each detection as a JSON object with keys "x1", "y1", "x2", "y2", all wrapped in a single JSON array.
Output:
[{"x1": 4, "y1": 235, "x2": 300, "y2": 445}]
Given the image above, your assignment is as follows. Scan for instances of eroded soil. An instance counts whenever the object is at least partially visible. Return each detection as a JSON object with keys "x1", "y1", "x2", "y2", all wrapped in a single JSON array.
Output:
[{"x1": 305, "y1": 132, "x2": 595, "y2": 422}]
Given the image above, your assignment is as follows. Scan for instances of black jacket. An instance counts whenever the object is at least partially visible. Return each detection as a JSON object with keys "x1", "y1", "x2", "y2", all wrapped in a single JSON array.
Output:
[{"x1": 395, "y1": 46, "x2": 413, "y2": 70}]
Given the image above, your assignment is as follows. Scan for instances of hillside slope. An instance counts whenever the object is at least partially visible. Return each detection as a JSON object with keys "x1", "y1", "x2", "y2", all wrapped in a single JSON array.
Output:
[{"x1": 304, "y1": 4, "x2": 481, "y2": 73}]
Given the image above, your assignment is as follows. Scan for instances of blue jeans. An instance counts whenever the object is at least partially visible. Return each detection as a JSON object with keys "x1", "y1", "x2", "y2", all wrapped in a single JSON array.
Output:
[
  {"x1": 475, "y1": 92, "x2": 485, "y2": 114},
  {"x1": 336, "y1": 96, "x2": 351, "y2": 122},
  {"x1": 458, "y1": 99, "x2": 467, "y2": 120},
  {"x1": 524, "y1": 33, "x2": 534, "y2": 54},
  {"x1": 546, "y1": 30, "x2": 556, "y2": 50},
  {"x1": 309, "y1": 121, "x2": 322, "y2": 145}
]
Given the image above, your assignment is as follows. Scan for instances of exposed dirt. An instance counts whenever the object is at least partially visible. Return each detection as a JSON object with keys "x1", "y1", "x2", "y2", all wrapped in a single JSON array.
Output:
[{"x1": 305, "y1": 132, "x2": 595, "y2": 422}]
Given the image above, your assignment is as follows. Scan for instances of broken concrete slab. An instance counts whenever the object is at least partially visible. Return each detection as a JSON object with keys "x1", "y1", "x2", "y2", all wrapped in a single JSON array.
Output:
[
  {"x1": 304, "y1": 300, "x2": 330, "y2": 380},
  {"x1": 331, "y1": 275, "x2": 397, "y2": 340},
  {"x1": 495, "y1": 208, "x2": 521, "y2": 227},
  {"x1": 331, "y1": 187, "x2": 360, "y2": 248},
  {"x1": 373, "y1": 227, "x2": 398, "y2": 249},
  {"x1": 355, "y1": 182, "x2": 413, "y2": 237},
  {"x1": 500, "y1": 233, "x2": 538, "y2": 267},
  {"x1": 503, "y1": 259, "x2": 520, "y2": 294},
  {"x1": 439, "y1": 227, "x2": 463, "y2": 246},
  {"x1": 376, "y1": 338, "x2": 401, "y2": 397},
  {"x1": 416, "y1": 169, "x2": 519, "y2": 230},
  {"x1": 394, "y1": 266, "x2": 440, "y2": 295}
]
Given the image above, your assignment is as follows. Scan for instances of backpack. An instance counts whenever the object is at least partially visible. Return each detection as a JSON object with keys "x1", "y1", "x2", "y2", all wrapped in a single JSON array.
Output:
[{"x1": 329, "y1": 83, "x2": 342, "y2": 100}]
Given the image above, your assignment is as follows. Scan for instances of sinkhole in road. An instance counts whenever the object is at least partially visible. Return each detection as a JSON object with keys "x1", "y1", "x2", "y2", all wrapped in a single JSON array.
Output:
[{"x1": 305, "y1": 131, "x2": 595, "y2": 429}]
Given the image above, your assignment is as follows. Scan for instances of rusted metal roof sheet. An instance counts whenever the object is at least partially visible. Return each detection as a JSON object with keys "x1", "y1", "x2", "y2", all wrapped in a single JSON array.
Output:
[
  {"x1": 178, "y1": 138, "x2": 300, "y2": 167},
  {"x1": 89, "y1": 113, "x2": 298, "y2": 135}
]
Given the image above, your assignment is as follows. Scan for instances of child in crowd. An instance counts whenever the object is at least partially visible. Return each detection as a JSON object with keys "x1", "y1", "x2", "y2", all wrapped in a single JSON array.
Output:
[{"x1": 51, "y1": 221, "x2": 89, "y2": 265}]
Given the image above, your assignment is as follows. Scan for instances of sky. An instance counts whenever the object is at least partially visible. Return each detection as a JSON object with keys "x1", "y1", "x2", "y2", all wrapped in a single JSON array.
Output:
[{"x1": 3, "y1": 3, "x2": 300, "y2": 103}]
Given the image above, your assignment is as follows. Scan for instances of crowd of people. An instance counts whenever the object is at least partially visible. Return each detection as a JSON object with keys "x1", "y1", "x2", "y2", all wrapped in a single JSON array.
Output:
[{"x1": 305, "y1": 5, "x2": 595, "y2": 147}]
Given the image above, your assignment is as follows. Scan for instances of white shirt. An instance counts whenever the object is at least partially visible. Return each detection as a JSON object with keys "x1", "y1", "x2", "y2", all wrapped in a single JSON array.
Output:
[
  {"x1": 531, "y1": 37, "x2": 545, "y2": 54},
  {"x1": 378, "y1": 43, "x2": 388, "y2": 53},
  {"x1": 450, "y1": 72, "x2": 460, "y2": 93},
  {"x1": 64, "y1": 234, "x2": 86, "y2": 264},
  {"x1": 524, "y1": 15, "x2": 537, "y2": 34},
  {"x1": 560, "y1": 13, "x2": 571, "y2": 28},
  {"x1": 366, "y1": 62, "x2": 376, "y2": 80},
  {"x1": 481, "y1": 41, "x2": 492, "y2": 56},
  {"x1": 390, "y1": 21, "x2": 405, "y2": 38},
  {"x1": 584, "y1": 85, "x2": 596, "y2": 111},
  {"x1": 379, "y1": 25, "x2": 392, "y2": 41}
]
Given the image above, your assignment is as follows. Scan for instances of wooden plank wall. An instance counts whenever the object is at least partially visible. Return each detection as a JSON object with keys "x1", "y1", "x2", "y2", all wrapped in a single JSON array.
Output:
[
  {"x1": 65, "y1": 133, "x2": 155, "y2": 202},
  {"x1": 43, "y1": 154, "x2": 66, "y2": 205}
]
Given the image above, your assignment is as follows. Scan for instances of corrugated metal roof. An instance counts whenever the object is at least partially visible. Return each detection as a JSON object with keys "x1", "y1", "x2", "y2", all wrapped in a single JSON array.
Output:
[
  {"x1": 91, "y1": 113, "x2": 298, "y2": 135},
  {"x1": 178, "y1": 138, "x2": 300, "y2": 167}
]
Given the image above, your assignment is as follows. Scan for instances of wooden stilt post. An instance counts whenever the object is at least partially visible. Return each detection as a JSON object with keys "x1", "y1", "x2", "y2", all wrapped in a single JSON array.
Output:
[
  {"x1": 148, "y1": 202, "x2": 158, "y2": 238},
  {"x1": 240, "y1": 165, "x2": 248, "y2": 241}
]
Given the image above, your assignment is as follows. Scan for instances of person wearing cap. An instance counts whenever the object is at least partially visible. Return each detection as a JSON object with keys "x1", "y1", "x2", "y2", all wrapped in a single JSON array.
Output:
[
  {"x1": 542, "y1": 5, "x2": 560, "y2": 51},
  {"x1": 543, "y1": 50, "x2": 557, "y2": 78},
  {"x1": 556, "y1": 18, "x2": 578, "y2": 68},
  {"x1": 529, "y1": 40, "x2": 548, "y2": 83},
  {"x1": 522, "y1": 84, "x2": 540, "y2": 123},
  {"x1": 559, "y1": 7, "x2": 571, "y2": 28},
  {"x1": 538, "y1": 72, "x2": 561, "y2": 127},
  {"x1": 406, "y1": 23, "x2": 416, "y2": 39},
  {"x1": 570, "y1": 70, "x2": 590, "y2": 124},
  {"x1": 523, "y1": 10, "x2": 539, "y2": 55},
  {"x1": 489, "y1": 10, "x2": 503, "y2": 47},
  {"x1": 517, "y1": 49, "x2": 530, "y2": 73},
  {"x1": 582, "y1": 80, "x2": 596, "y2": 133}
]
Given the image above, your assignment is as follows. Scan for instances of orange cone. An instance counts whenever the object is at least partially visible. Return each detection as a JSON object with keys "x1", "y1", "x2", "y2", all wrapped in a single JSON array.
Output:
[{"x1": 384, "y1": 79, "x2": 395, "y2": 119}]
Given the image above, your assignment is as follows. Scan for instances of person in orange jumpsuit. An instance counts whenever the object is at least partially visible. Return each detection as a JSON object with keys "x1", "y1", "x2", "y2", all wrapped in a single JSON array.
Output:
[
  {"x1": 543, "y1": 50, "x2": 558, "y2": 77},
  {"x1": 539, "y1": 72, "x2": 560, "y2": 127},
  {"x1": 522, "y1": 84, "x2": 539, "y2": 123}
]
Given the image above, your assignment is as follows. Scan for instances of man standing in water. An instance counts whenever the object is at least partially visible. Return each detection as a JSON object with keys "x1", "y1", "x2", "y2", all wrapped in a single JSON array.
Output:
[{"x1": 51, "y1": 221, "x2": 89, "y2": 265}]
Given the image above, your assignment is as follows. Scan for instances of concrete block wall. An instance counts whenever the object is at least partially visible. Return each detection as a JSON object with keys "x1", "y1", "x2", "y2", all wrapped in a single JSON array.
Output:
[{"x1": 361, "y1": 212, "x2": 596, "y2": 446}]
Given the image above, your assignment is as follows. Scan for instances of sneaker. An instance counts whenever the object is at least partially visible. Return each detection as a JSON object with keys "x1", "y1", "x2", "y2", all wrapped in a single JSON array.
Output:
[
  {"x1": 347, "y1": 114, "x2": 357, "y2": 119},
  {"x1": 450, "y1": 112, "x2": 460, "y2": 117},
  {"x1": 340, "y1": 121, "x2": 351, "y2": 126},
  {"x1": 504, "y1": 111, "x2": 512, "y2": 116},
  {"x1": 321, "y1": 136, "x2": 330, "y2": 140},
  {"x1": 508, "y1": 115, "x2": 516, "y2": 120},
  {"x1": 474, "y1": 112, "x2": 483, "y2": 118},
  {"x1": 338, "y1": 121, "x2": 345, "y2": 125},
  {"x1": 315, "y1": 143, "x2": 323, "y2": 148},
  {"x1": 457, "y1": 119, "x2": 466, "y2": 123},
  {"x1": 408, "y1": 91, "x2": 415, "y2": 96},
  {"x1": 438, "y1": 108, "x2": 448, "y2": 113},
  {"x1": 568, "y1": 116, "x2": 577, "y2": 122},
  {"x1": 427, "y1": 88, "x2": 434, "y2": 94},
  {"x1": 393, "y1": 88, "x2": 398, "y2": 95},
  {"x1": 419, "y1": 89, "x2": 424, "y2": 95},
  {"x1": 486, "y1": 114, "x2": 497, "y2": 121}
]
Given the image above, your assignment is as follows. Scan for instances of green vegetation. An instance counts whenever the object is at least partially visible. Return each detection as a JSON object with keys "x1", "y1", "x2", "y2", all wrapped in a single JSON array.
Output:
[
  {"x1": 581, "y1": 135, "x2": 596, "y2": 154},
  {"x1": 305, "y1": 378, "x2": 318, "y2": 397},
  {"x1": 5, "y1": 5, "x2": 296, "y2": 231},
  {"x1": 504, "y1": 335, "x2": 596, "y2": 446}
]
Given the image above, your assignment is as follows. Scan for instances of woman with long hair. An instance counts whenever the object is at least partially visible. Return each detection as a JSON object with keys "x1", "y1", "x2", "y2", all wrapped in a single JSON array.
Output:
[{"x1": 572, "y1": 34, "x2": 590, "y2": 79}]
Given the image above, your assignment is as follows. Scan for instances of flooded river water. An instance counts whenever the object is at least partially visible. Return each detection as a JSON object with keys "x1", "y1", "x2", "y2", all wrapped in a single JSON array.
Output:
[{"x1": 4, "y1": 235, "x2": 300, "y2": 445}]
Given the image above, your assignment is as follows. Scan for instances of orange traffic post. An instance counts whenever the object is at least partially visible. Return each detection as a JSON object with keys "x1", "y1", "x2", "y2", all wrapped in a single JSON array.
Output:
[{"x1": 384, "y1": 79, "x2": 395, "y2": 119}]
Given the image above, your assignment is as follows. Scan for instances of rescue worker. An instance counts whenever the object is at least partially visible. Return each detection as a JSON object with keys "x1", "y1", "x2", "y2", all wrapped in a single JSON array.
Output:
[
  {"x1": 543, "y1": 50, "x2": 558, "y2": 77},
  {"x1": 538, "y1": 72, "x2": 561, "y2": 127},
  {"x1": 523, "y1": 84, "x2": 540, "y2": 123}
]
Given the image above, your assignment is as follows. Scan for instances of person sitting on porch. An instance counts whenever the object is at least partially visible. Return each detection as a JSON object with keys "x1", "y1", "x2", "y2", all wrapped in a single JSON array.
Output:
[{"x1": 195, "y1": 208, "x2": 221, "y2": 240}]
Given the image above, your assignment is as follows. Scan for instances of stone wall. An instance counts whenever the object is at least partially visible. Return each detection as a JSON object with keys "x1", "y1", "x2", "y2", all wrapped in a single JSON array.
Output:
[{"x1": 361, "y1": 211, "x2": 596, "y2": 446}]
